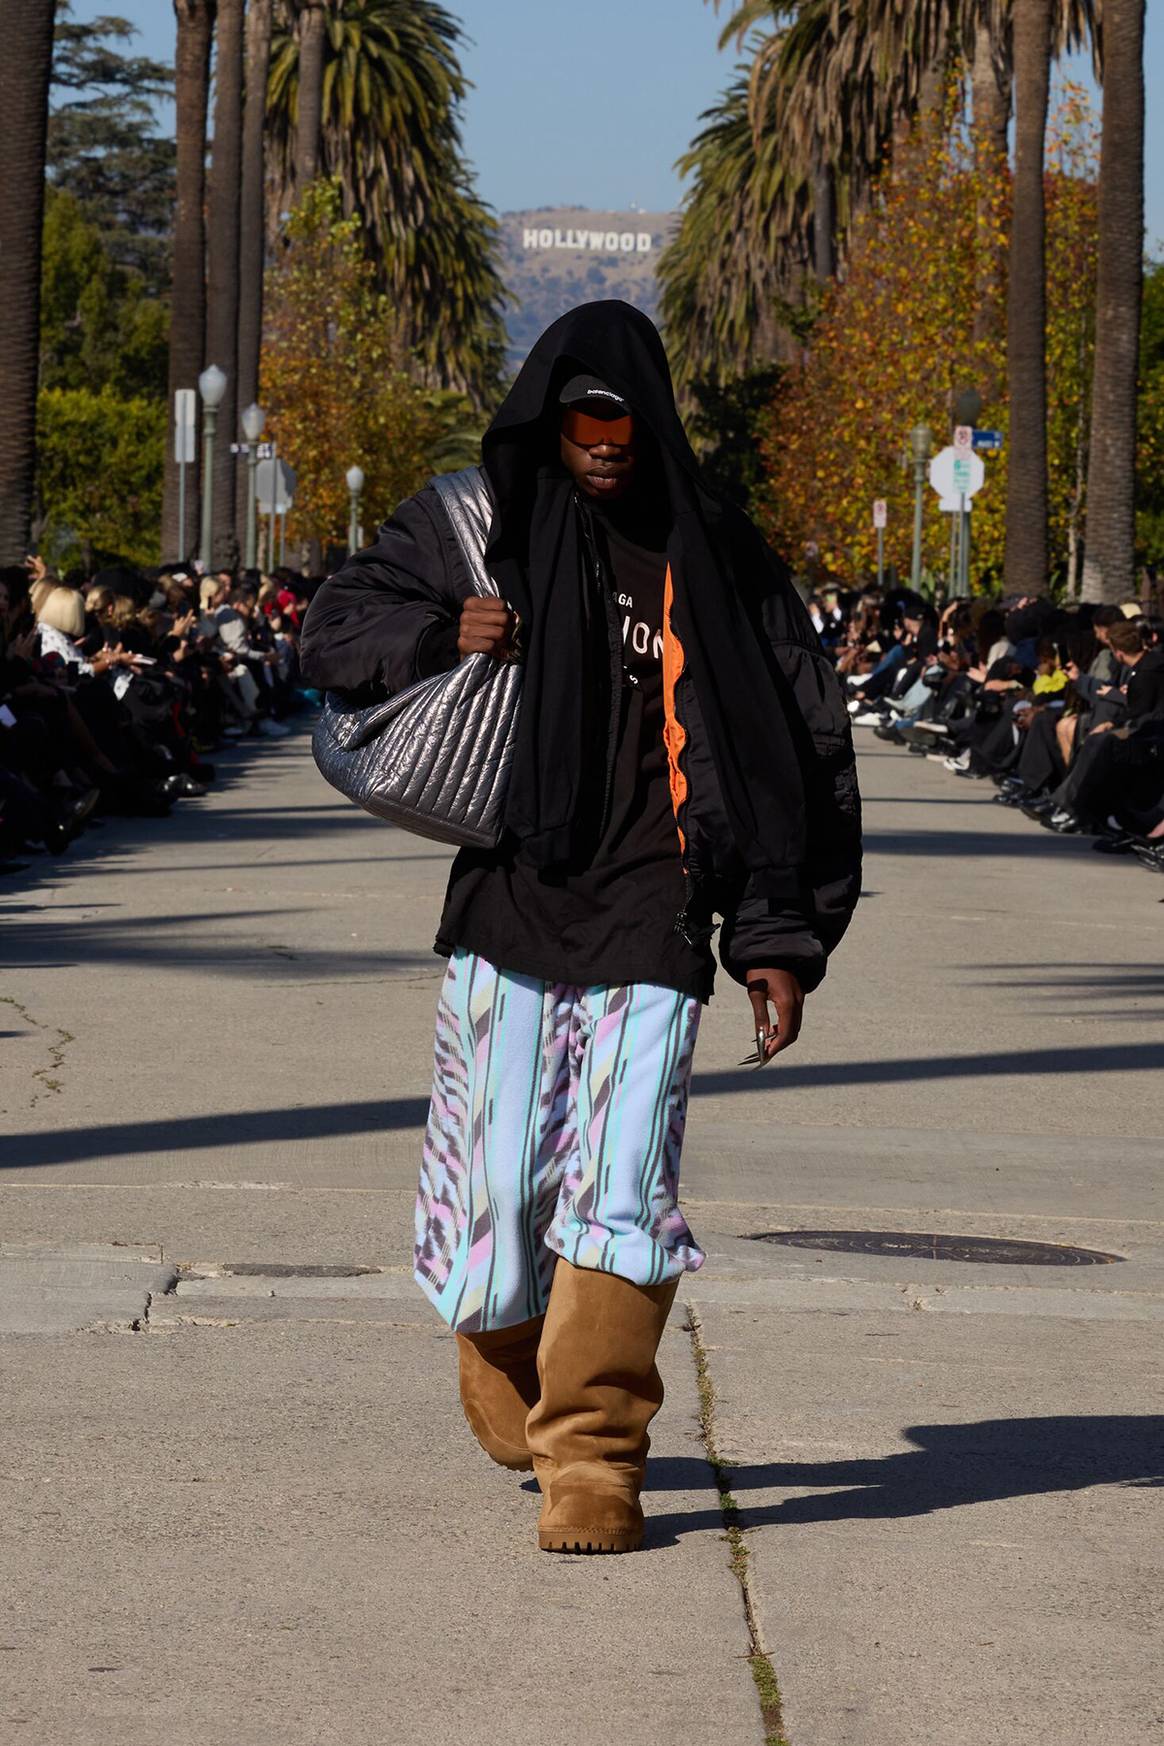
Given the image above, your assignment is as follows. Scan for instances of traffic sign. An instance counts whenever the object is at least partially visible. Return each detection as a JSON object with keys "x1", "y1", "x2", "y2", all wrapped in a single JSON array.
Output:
[
  {"x1": 174, "y1": 389, "x2": 196, "y2": 464},
  {"x1": 872, "y1": 499, "x2": 887, "y2": 529},
  {"x1": 929, "y1": 445, "x2": 985, "y2": 501},
  {"x1": 953, "y1": 425, "x2": 973, "y2": 454},
  {"x1": 256, "y1": 457, "x2": 297, "y2": 514},
  {"x1": 972, "y1": 428, "x2": 1004, "y2": 453}
]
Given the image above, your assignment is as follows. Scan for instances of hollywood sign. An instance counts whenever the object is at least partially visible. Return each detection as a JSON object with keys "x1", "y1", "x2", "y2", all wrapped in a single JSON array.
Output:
[{"x1": 522, "y1": 226, "x2": 654, "y2": 254}]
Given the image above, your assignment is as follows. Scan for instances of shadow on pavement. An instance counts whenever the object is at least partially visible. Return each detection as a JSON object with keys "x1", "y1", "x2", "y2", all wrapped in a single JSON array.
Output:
[
  {"x1": 0, "y1": 904, "x2": 433, "y2": 978},
  {"x1": 692, "y1": 1039, "x2": 1164, "y2": 1095},
  {"x1": 3, "y1": 1097, "x2": 431, "y2": 1170},
  {"x1": 9, "y1": 1037, "x2": 1164, "y2": 1170},
  {"x1": 863, "y1": 827, "x2": 1094, "y2": 859},
  {"x1": 638, "y1": 1415, "x2": 1164, "y2": 1542}
]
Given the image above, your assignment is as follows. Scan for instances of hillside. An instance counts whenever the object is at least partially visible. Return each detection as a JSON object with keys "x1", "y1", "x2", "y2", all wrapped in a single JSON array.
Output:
[{"x1": 498, "y1": 206, "x2": 678, "y2": 368}]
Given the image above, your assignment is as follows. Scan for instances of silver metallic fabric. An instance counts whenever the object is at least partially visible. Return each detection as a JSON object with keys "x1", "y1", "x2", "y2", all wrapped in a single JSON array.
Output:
[{"x1": 311, "y1": 466, "x2": 523, "y2": 847}]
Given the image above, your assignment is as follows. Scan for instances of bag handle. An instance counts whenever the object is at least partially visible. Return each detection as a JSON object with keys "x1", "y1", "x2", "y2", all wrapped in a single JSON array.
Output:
[{"x1": 429, "y1": 467, "x2": 497, "y2": 600}]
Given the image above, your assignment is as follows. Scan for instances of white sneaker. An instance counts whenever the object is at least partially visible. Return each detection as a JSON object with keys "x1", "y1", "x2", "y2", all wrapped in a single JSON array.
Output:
[
  {"x1": 257, "y1": 718, "x2": 290, "y2": 738},
  {"x1": 943, "y1": 751, "x2": 971, "y2": 771},
  {"x1": 852, "y1": 711, "x2": 888, "y2": 727},
  {"x1": 910, "y1": 720, "x2": 949, "y2": 735}
]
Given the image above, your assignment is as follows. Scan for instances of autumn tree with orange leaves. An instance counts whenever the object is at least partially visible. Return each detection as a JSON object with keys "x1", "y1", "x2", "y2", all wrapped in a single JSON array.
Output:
[
  {"x1": 756, "y1": 94, "x2": 1100, "y2": 593},
  {"x1": 261, "y1": 179, "x2": 476, "y2": 553}
]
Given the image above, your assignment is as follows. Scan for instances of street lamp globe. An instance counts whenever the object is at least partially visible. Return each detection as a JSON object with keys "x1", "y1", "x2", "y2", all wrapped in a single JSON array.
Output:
[
  {"x1": 910, "y1": 423, "x2": 933, "y2": 463},
  {"x1": 345, "y1": 464, "x2": 366, "y2": 495},
  {"x1": 199, "y1": 364, "x2": 228, "y2": 408},
  {"x1": 242, "y1": 402, "x2": 266, "y2": 442}
]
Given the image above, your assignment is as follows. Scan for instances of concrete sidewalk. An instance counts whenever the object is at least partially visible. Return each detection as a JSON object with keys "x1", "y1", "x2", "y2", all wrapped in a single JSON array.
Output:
[{"x1": 2, "y1": 727, "x2": 1161, "y2": 1744}]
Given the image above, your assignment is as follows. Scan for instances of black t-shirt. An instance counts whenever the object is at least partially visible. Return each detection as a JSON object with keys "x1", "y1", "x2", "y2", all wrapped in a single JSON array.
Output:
[{"x1": 435, "y1": 508, "x2": 715, "y2": 1000}]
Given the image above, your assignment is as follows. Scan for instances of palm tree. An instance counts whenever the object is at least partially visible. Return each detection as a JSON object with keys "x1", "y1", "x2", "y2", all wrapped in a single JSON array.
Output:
[
  {"x1": 164, "y1": 0, "x2": 216, "y2": 560},
  {"x1": 237, "y1": 0, "x2": 272, "y2": 446},
  {"x1": 1003, "y1": 0, "x2": 1052, "y2": 593},
  {"x1": 292, "y1": 0, "x2": 327, "y2": 187},
  {"x1": 658, "y1": 75, "x2": 810, "y2": 393},
  {"x1": 266, "y1": 0, "x2": 506, "y2": 406},
  {"x1": 0, "y1": 0, "x2": 56, "y2": 563},
  {"x1": 206, "y1": 0, "x2": 245, "y2": 568},
  {"x1": 1081, "y1": 0, "x2": 1146, "y2": 602},
  {"x1": 971, "y1": 16, "x2": 1010, "y2": 349}
]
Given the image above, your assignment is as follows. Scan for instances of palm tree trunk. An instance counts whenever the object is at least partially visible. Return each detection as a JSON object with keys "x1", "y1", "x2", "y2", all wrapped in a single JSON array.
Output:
[
  {"x1": 1004, "y1": 0, "x2": 1052, "y2": 594},
  {"x1": 1081, "y1": 0, "x2": 1145, "y2": 603},
  {"x1": 972, "y1": 19, "x2": 1011, "y2": 358},
  {"x1": 0, "y1": 0, "x2": 55, "y2": 564},
  {"x1": 205, "y1": 0, "x2": 246, "y2": 570},
  {"x1": 236, "y1": 0, "x2": 272, "y2": 557},
  {"x1": 164, "y1": 0, "x2": 216, "y2": 561},
  {"x1": 295, "y1": 1, "x2": 327, "y2": 189}
]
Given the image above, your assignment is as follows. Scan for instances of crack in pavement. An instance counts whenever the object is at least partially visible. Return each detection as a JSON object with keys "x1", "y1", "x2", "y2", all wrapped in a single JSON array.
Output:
[
  {"x1": 684, "y1": 1298, "x2": 791, "y2": 1746},
  {"x1": 0, "y1": 995, "x2": 75, "y2": 1112}
]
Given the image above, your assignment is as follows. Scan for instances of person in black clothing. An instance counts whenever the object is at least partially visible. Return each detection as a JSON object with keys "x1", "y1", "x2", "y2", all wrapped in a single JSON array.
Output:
[
  {"x1": 300, "y1": 301, "x2": 861, "y2": 1554},
  {"x1": 1036, "y1": 621, "x2": 1164, "y2": 834}
]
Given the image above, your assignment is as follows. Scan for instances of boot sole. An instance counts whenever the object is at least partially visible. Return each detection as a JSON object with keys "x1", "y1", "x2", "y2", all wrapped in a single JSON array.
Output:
[
  {"x1": 538, "y1": 1529, "x2": 642, "y2": 1554},
  {"x1": 493, "y1": 1450, "x2": 535, "y2": 1473}
]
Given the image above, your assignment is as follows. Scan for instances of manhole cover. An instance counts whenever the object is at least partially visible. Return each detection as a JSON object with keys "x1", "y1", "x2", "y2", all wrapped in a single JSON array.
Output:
[{"x1": 745, "y1": 1230, "x2": 1123, "y2": 1266}]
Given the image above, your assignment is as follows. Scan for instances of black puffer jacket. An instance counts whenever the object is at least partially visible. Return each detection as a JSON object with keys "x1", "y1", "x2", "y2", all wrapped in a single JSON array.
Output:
[{"x1": 300, "y1": 475, "x2": 862, "y2": 993}]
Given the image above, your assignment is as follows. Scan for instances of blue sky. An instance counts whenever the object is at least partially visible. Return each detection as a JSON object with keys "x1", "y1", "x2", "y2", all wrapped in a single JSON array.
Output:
[{"x1": 67, "y1": 0, "x2": 1164, "y2": 248}]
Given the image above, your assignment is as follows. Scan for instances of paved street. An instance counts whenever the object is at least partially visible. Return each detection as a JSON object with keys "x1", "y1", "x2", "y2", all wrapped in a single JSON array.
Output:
[{"x1": 2, "y1": 726, "x2": 1162, "y2": 1746}]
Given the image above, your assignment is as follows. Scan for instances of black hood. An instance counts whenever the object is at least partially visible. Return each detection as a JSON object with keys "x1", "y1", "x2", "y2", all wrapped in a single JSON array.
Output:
[{"x1": 480, "y1": 300, "x2": 810, "y2": 881}]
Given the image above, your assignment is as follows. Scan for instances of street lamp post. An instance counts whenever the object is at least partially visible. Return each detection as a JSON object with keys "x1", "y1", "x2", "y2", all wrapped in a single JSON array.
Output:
[
  {"x1": 241, "y1": 402, "x2": 266, "y2": 570},
  {"x1": 345, "y1": 465, "x2": 365, "y2": 556},
  {"x1": 909, "y1": 424, "x2": 932, "y2": 593},
  {"x1": 198, "y1": 365, "x2": 228, "y2": 571}
]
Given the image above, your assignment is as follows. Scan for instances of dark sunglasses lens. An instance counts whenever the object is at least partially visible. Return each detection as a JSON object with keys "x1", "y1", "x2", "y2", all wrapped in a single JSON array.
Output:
[{"x1": 563, "y1": 408, "x2": 634, "y2": 447}]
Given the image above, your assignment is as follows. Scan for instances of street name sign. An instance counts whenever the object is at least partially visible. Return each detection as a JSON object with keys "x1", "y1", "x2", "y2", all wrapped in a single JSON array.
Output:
[{"x1": 972, "y1": 428, "x2": 1004, "y2": 453}]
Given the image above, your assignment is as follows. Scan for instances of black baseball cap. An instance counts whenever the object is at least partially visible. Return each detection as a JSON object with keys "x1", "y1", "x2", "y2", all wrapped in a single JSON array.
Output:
[{"x1": 558, "y1": 373, "x2": 631, "y2": 413}]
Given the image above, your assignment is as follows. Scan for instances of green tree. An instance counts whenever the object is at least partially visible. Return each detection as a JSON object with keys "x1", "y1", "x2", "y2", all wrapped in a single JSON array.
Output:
[
  {"x1": 39, "y1": 186, "x2": 168, "y2": 398},
  {"x1": 687, "y1": 367, "x2": 785, "y2": 508},
  {"x1": 266, "y1": 0, "x2": 506, "y2": 408},
  {"x1": 35, "y1": 386, "x2": 166, "y2": 569},
  {"x1": 48, "y1": 3, "x2": 176, "y2": 293}
]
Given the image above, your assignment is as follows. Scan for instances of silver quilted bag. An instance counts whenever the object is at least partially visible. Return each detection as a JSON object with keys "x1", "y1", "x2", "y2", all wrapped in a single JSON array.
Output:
[{"x1": 311, "y1": 466, "x2": 522, "y2": 848}]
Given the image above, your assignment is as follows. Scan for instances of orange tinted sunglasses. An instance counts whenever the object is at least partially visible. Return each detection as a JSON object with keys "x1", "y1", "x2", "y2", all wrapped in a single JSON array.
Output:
[{"x1": 562, "y1": 406, "x2": 634, "y2": 448}]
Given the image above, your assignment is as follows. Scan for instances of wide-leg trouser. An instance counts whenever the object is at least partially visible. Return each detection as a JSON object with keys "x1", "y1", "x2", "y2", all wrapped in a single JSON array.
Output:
[{"x1": 414, "y1": 947, "x2": 704, "y2": 1333}]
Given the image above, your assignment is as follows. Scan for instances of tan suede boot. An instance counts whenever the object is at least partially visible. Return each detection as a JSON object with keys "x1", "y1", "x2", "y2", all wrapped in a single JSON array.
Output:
[
  {"x1": 456, "y1": 1317, "x2": 543, "y2": 1472},
  {"x1": 526, "y1": 1261, "x2": 678, "y2": 1553}
]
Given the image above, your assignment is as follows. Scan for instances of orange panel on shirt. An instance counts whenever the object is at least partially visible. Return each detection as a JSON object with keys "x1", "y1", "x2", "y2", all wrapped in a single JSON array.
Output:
[{"x1": 661, "y1": 565, "x2": 688, "y2": 855}]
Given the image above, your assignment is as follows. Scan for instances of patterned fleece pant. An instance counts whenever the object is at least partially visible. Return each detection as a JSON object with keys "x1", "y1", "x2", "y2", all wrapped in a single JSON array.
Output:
[{"x1": 414, "y1": 947, "x2": 705, "y2": 1333}]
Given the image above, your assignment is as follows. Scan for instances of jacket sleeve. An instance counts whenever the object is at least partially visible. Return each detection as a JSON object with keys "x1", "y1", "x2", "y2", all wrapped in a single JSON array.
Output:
[
  {"x1": 718, "y1": 877, "x2": 832, "y2": 993},
  {"x1": 299, "y1": 489, "x2": 464, "y2": 697},
  {"x1": 715, "y1": 529, "x2": 863, "y2": 994}
]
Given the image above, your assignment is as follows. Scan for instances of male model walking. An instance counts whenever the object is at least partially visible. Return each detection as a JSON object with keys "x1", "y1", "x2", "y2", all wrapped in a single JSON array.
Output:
[{"x1": 302, "y1": 301, "x2": 861, "y2": 1553}]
